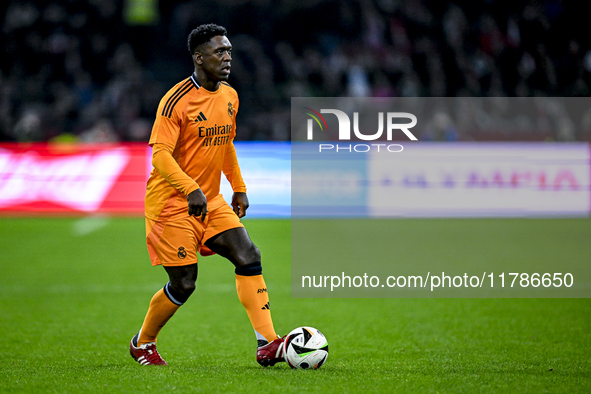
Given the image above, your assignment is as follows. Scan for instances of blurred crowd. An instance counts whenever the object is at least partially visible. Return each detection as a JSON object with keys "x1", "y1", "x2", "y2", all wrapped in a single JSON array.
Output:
[{"x1": 1, "y1": 0, "x2": 591, "y2": 143}]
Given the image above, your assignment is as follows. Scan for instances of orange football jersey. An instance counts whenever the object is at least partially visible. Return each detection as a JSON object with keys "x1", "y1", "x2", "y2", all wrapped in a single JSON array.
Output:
[{"x1": 145, "y1": 74, "x2": 246, "y2": 221}]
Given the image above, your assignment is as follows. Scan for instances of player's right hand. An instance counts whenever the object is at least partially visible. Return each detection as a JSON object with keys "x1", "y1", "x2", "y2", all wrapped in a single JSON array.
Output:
[{"x1": 187, "y1": 188, "x2": 208, "y2": 221}]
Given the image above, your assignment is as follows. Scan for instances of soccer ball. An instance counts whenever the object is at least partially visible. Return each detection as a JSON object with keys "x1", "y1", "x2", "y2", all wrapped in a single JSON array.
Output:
[{"x1": 283, "y1": 326, "x2": 329, "y2": 369}]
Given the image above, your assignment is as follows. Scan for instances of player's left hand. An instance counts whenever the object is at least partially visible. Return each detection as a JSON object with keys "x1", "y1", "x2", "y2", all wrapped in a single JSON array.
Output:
[{"x1": 232, "y1": 192, "x2": 249, "y2": 218}]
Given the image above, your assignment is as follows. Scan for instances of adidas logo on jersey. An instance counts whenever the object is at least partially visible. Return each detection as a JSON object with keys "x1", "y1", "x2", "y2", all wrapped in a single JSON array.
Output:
[
  {"x1": 194, "y1": 111, "x2": 208, "y2": 122},
  {"x1": 261, "y1": 302, "x2": 270, "y2": 310}
]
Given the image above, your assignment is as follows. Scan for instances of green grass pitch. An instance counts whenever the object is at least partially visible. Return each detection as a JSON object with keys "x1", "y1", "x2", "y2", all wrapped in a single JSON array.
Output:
[{"x1": 0, "y1": 217, "x2": 589, "y2": 393}]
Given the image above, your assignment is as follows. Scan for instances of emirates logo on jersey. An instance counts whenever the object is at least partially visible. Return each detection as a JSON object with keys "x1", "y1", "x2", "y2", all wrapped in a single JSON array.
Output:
[
  {"x1": 199, "y1": 123, "x2": 233, "y2": 147},
  {"x1": 228, "y1": 102, "x2": 234, "y2": 117}
]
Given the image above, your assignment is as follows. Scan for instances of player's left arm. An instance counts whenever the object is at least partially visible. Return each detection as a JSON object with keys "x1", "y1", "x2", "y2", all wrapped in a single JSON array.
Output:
[{"x1": 223, "y1": 140, "x2": 248, "y2": 217}]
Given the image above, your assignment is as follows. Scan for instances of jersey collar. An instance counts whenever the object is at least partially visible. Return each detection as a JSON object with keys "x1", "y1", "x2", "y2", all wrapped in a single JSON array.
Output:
[{"x1": 190, "y1": 72, "x2": 201, "y2": 89}]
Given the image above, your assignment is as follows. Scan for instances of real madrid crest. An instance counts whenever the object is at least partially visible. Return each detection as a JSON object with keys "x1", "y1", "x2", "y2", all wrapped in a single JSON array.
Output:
[{"x1": 228, "y1": 102, "x2": 234, "y2": 117}]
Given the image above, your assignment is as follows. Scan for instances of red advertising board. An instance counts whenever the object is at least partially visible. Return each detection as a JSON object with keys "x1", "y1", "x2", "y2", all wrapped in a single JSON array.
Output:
[
  {"x1": 2, "y1": 142, "x2": 589, "y2": 217},
  {"x1": 0, "y1": 143, "x2": 149, "y2": 215}
]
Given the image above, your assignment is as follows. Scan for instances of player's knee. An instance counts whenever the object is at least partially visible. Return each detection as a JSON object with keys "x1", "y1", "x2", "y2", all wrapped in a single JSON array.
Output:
[
  {"x1": 166, "y1": 279, "x2": 195, "y2": 304},
  {"x1": 234, "y1": 243, "x2": 260, "y2": 267},
  {"x1": 251, "y1": 244, "x2": 261, "y2": 263},
  {"x1": 179, "y1": 279, "x2": 196, "y2": 295}
]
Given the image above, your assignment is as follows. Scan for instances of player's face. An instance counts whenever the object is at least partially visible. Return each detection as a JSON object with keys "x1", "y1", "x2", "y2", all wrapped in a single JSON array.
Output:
[{"x1": 197, "y1": 36, "x2": 232, "y2": 82}]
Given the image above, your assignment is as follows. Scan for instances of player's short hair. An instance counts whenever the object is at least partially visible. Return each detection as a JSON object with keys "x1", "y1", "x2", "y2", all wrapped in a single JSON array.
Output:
[{"x1": 187, "y1": 24, "x2": 228, "y2": 54}]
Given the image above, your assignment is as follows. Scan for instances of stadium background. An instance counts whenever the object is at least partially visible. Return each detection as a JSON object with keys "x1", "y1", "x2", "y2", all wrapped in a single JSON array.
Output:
[
  {"x1": 1, "y1": 1, "x2": 590, "y2": 393},
  {"x1": 2, "y1": 0, "x2": 591, "y2": 143}
]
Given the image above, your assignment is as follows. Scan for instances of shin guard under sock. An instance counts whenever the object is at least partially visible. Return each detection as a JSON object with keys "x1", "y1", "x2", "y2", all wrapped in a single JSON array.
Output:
[
  {"x1": 235, "y1": 263, "x2": 278, "y2": 343},
  {"x1": 137, "y1": 286, "x2": 182, "y2": 345}
]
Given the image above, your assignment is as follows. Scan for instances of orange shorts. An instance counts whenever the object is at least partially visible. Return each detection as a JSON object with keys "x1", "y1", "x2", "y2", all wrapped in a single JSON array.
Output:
[{"x1": 145, "y1": 203, "x2": 244, "y2": 267}]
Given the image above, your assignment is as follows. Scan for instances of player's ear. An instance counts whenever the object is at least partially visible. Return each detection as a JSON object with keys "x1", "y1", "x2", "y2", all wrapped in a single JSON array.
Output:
[{"x1": 193, "y1": 51, "x2": 203, "y2": 65}]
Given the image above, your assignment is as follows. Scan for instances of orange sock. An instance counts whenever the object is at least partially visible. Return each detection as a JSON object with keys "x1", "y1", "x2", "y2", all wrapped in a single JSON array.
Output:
[
  {"x1": 137, "y1": 288, "x2": 181, "y2": 345},
  {"x1": 235, "y1": 274, "x2": 278, "y2": 343}
]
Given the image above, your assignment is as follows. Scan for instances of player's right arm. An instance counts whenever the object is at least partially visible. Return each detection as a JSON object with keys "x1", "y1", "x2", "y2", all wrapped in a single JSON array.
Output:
[
  {"x1": 151, "y1": 144, "x2": 208, "y2": 221},
  {"x1": 149, "y1": 86, "x2": 207, "y2": 220}
]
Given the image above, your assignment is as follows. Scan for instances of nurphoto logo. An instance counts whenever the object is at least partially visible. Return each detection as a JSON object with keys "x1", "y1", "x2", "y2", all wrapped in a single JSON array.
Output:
[{"x1": 303, "y1": 107, "x2": 418, "y2": 153}]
